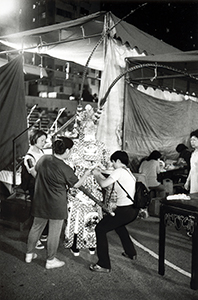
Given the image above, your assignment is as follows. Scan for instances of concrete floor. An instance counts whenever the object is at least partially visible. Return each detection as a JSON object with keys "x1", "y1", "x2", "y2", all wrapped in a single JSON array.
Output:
[{"x1": 0, "y1": 215, "x2": 198, "y2": 300}]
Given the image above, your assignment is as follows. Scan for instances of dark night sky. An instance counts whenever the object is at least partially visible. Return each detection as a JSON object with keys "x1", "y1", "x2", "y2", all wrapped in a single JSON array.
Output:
[
  {"x1": 0, "y1": 1, "x2": 197, "y2": 51},
  {"x1": 100, "y1": 0, "x2": 198, "y2": 51}
]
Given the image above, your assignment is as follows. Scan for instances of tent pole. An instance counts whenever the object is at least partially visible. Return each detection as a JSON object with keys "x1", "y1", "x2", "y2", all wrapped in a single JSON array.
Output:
[
  {"x1": 0, "y1": 34, "x2": 103, "y2": 55},
  {"x1": 78, "y1": 8, "x2": 143, "y2": 102},
  {"x1": 99, "y1": 62, "x2": 198, "y2": 108},
  {"x1": 122, "y1": 70, "x2": 128, "y2": 151}
]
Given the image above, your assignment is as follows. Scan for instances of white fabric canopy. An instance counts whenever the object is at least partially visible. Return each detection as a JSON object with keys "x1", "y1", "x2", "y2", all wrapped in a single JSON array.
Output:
[
  {"x1": 0, "y1": 11, "x2": 179, "y2": 71},
  {"x1": 0, "y1": 11, "x2": 185, "y2": 156}
]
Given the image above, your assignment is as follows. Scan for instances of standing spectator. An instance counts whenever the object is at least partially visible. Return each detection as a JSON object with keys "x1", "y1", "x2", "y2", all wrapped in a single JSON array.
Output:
[
  {"x1": 184, "y1": 130, "x2": 198, "y2": 196},
  {"x1": 89, "y1": 150, "x2": 139, "y2": 273},
  {"x1": 175, "y1": 143, "x2": 191, "y2": 174},
  {"x1": 23, "y1": 129, "x2": 47, "y2": 199},
  {"x1": 25, "y1": 137, "x2": 91, "y2": 269},
  {"x1": 23, "y1": 129, "x2": 48, "y2": 249}
]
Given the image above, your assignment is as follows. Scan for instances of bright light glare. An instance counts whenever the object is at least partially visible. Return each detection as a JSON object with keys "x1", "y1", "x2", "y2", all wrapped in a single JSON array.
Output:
[{"x1": 0, "y1": 0, "x2": 16, "y2": 17}]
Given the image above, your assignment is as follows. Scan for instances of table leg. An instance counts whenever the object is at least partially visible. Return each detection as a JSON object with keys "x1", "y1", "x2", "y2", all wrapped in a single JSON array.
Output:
[
  {"x1": 190, "y1": 217, "x2": 198, "y2": 290},
  {"x1": 159, "y1": 204, "x2": 166, "y2": 275}
]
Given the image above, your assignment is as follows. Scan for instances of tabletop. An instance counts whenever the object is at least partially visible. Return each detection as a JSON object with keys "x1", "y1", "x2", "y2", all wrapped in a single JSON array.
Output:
[{"x1": 161, "y1": 197, "x2": 198, "y2": 212}]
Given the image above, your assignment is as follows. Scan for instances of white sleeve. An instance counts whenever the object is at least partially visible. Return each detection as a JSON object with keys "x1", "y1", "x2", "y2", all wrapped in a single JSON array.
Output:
[{"x1": 109, "y1": 169, "x2": 121, "y2": 182}]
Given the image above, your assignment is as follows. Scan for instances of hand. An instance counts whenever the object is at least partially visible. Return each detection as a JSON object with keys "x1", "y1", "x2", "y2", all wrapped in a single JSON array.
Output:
[
  {"x1": 92, "y1": 168, "x2": 101, "y2": 176},
  {"x1": 84, "y1": 169, "x2": 92, "y2": 176},
  {"x1": 184, "y1": 181, "x2": 189, "y2": 190}
]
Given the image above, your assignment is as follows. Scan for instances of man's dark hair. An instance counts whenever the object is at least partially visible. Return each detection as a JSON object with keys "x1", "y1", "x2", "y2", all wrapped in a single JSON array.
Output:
[{"x1": 110, "y1": 150, "x2": 129, "y2": 166}]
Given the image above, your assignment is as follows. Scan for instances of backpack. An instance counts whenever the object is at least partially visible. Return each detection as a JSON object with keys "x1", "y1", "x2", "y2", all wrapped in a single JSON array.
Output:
[
  {"x1": 21, "y1": 153, "x2": 35, "y2": 192},
  {"x1": 117, "y1": 180, "x2": 151, "y2": 209},
  {"x1": 134, "y1": 181, "x2": 151, "y2": 209}
]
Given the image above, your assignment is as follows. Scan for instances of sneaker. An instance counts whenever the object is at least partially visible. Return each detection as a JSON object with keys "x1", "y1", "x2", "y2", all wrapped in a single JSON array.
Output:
[
  {"x1": 25, "y1": 253, "x2": 37, "y2": 263},
  {"x1": 70, "y1": 248, "x2": 80, "y2": 257},
  {"x1": 40, "y1": 235, "x2": 48, "y2": 242},
  {"x1": 45, "y1": 258, "x2": 65, "y2": 270},
  {"x1": 35, "y1": 240, "x2": 45, "y2": 250},
  {"x1": 89, "y1": 249, "x2": 95, "y2": 255}
]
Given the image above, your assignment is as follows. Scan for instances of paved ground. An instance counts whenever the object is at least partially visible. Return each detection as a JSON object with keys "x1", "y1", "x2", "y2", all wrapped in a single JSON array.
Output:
[{"x1": 0, "y1": 214, "x2": 198, "y2": 300}]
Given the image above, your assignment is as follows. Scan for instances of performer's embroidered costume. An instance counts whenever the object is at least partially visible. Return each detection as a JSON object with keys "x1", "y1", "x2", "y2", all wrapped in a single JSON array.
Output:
[{"x1": 64, "y1": 104, "x2": 110, "y2": 252}]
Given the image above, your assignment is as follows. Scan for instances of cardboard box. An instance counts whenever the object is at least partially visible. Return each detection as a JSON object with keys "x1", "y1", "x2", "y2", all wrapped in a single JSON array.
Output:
[{"x1": 148, "y1": 197, "x2": 162, "y2": 217}]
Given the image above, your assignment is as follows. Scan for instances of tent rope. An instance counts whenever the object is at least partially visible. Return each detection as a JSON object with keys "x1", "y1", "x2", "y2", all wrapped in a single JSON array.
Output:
[{"x1": 99, "y1": 63, "x2": 198, "y2": 108}]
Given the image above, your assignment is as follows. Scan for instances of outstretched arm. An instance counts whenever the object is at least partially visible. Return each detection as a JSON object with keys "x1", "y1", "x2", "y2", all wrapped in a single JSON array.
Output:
[
  {"x1": 93, "y1": 169, "x2": 115, "y2": 188},
  {"x1": 74, "y1": 169, "x2": 91, "y2": 188}
]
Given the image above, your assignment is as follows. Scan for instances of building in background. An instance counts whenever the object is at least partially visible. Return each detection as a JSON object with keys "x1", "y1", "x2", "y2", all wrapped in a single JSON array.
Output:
[
  {"x1": 0, "y1": 0, "x2": 102, "y2": 102},
  {"x1": 19, "y1": 0, "x2": 100, "y2": 29}
]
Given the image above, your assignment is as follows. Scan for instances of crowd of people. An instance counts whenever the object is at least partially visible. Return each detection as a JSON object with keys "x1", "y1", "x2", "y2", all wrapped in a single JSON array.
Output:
[{"x1": 22, "y1": 114, "x2": 198, "y2": 272}]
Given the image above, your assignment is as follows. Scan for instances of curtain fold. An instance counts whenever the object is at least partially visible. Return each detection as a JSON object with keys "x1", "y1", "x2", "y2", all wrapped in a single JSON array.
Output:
[
  {"x1": 0, "y1": 56, "x2": 28, "y2": 171},
  {"x1": 124, "y1": 85, "x2": 198, "y2": 161}
]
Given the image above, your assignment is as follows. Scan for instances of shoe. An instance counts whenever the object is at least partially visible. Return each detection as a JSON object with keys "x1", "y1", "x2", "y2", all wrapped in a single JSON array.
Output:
[
  {"x1": 35, "y1": 240, "x2": 45, "y2": 250},
  {"x1": 25, "y1": 253, "x2": 37, "y2": 263},
  {"x1": 89, "y1": 249, "x2": 95, "y2": 255},
  {"x1": 89, "y1": 264, "x2": 110, "y2": 273},
  {"x1": 45, "y1": 257, "x2": 65, "y2": 269},
  {"x1": 70, "y1": 248, "x2": 80, "y2": 257},
  {"x1": 122, "y1": 252, "x2": 137, "y2": 260},
  {"x1": 40, "y1": 235, "x2": 48, "y2": 242}
]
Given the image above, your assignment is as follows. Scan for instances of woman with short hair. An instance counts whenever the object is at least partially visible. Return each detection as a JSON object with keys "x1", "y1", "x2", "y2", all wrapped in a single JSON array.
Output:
[
  {"x1": 25, "y1": 137, "x2": 91, "y2": 269},
  {"x1": 90, "y1": 150, "x2": 139, "y2": 273}
]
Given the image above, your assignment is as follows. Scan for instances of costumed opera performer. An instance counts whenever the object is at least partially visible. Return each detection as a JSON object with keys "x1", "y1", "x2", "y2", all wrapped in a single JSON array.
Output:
[
  {"x1": 64, "y1": 104, "x2": 110, "y2": 256},
  {"x1": 25, "y1": 137, "x2": 91, "y2": 269}
]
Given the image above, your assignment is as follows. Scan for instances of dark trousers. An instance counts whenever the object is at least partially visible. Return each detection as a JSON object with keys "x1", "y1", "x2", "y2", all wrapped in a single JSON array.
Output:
[{"x1": 95, "y1": 205, "x2": 139, "y2": 269}]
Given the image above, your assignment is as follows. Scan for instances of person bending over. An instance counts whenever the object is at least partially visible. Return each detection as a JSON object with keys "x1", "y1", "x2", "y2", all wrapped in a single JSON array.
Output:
[
  {"x1": 90, "y1": 150, "x2": 139, "y2": 273},
  {"x1": 139, "y1": 150, "x2": 166, "y2": 198},
  {"x1": 25, "y1": 137, "x2": 91, "y2": 269}
]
